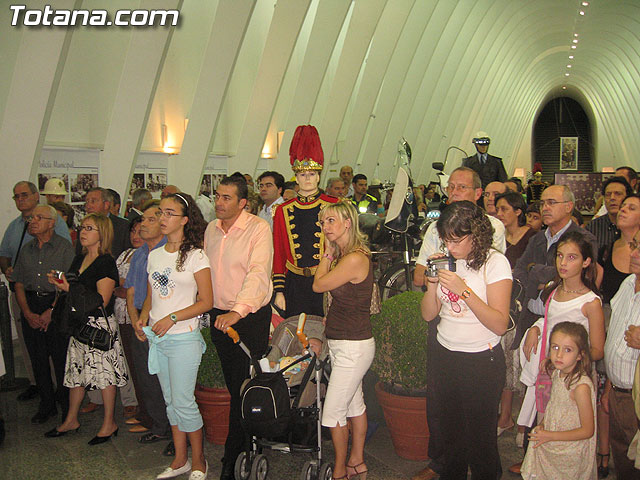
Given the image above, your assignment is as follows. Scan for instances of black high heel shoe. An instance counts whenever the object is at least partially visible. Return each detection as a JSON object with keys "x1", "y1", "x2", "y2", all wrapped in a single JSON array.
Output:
[
  {"x1": 597, "y1": 452, "x2": 610, "y2": 478},
  {"x1": 88, "y1": 428, "x2": 118, "y2": 446},
  {"x1": 44, "y1": 426, "x2": 80, "y2": 438}
]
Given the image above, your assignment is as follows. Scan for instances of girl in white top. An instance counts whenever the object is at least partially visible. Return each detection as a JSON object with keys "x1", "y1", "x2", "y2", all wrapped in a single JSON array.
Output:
[
  {"x1": 421, "y1": 201, "x2": 512, "y2": 479},
  {"x1": 522, "y1": 230, "x2": 605, "y2": 364},
  {"x1": 518, "y1": 230, "x2": 605, "y2": 430},
  {"x1": 138, "y1": 193, "x2": 213, "y2": 480}
]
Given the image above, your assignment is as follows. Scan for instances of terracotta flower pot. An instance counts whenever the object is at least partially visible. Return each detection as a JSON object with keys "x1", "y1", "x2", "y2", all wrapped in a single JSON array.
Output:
[
  {"x1": 195, "y1": 383, "x2": 231, "y2": 445},
  {"x1": 374, "y1": 381, "x2": 429, "y2": 461}
]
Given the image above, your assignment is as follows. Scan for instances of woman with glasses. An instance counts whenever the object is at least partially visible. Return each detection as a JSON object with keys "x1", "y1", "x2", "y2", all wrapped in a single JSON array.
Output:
[
  {"x1": 421, "y1": 201, "x2": 512, "y2": 479},
  {"x1": 138, "y1": 193, "x2": 213, "y2": 480},
  {"x1": 45, "y1": 213, "x2": 127, "y2": 444}
]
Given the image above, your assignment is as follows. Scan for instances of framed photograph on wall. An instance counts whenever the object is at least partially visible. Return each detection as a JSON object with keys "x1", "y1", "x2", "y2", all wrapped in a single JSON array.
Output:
[{"x1": 560, "y1": 137, "x2": 578, "y2": 170}]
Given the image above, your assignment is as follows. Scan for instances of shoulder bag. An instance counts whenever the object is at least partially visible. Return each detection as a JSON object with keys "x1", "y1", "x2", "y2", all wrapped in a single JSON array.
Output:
[
  {"x1": 74, "y1": 305, "x2": 115, "y2": 351},
  {"x1": 535, "y1": 287, "x2": 556, "y2": 413}
]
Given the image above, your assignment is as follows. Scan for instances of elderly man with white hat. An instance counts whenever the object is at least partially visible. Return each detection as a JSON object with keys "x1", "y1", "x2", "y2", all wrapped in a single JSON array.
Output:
[
  {"x1": 462, "y1": 132, "x2": 508, "y2": 189},
  {"x1": 41, "y1": 178, "x2": 67, "y2": 205}
]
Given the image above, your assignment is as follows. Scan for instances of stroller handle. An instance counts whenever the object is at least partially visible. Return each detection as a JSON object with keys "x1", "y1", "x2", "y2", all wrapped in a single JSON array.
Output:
[
  {"x1": 296, "y1": 313, "x2": 310, "y2": 349},
  {"x1": 226, "y1": 326, "x2": 240, "y2": 344}
]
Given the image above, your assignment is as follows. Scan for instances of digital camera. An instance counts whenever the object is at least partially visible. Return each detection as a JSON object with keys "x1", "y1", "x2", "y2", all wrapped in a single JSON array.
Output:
[{"x1": 425, "y1": 256, "x2": 456, "y2": 277}]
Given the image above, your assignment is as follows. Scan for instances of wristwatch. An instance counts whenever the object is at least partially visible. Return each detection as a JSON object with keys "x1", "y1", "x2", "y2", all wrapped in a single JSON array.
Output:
[
  {"x1": 461, "y1": 289, "x2": 471, "y2": 300},
  {"x1": 170, "y1": 314, "x2": 178, "y2": 324}
]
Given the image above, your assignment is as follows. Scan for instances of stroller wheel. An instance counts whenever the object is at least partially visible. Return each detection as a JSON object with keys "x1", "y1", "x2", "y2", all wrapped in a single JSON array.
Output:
[
  {"x1": 318, "y1": 463, "x2": 333, "y2": 480},
  {"x1": 234, "y1": 452, "x2": 251, "y2": 480},
  {"x1": 250, "y1": 453, "x2": 268, "y2": 480},
  {"x1": 300, "y1": 461, "x2": 316, "y2": 480}
]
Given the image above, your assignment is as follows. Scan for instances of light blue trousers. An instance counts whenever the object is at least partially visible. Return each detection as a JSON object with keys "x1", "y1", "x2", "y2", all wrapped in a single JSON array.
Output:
[{"x1": 144, "y1": 327, "x2": 206, "y2": 433}]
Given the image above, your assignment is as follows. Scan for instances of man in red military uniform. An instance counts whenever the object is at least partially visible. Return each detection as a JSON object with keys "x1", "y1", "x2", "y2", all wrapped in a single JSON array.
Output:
[{"x1": 273, "y1": 125, "x2": 338, "y2": 317}]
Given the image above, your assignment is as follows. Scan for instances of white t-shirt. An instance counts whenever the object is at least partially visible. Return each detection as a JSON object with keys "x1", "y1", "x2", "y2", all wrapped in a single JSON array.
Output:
[
  {"x1": 147, "y1": 247, "x2": 210, "y2": 334},
  {"x1": 436, "y1": 251, "x2": 512, "y2": 352}
]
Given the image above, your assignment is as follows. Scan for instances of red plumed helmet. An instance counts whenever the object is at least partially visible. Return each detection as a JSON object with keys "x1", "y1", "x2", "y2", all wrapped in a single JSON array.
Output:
[
  {"x1": 533, "y1": 162, "x2": 543, "y2": 174},
  {"x1": 289, "y1": 125, "x2": 324, "y2": 172}
]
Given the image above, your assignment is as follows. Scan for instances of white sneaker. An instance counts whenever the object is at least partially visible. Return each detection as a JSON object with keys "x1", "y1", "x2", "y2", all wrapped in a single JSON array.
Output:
[
  {"x1": 188, "y1": 461, "x2": 208, "y2": 480},
  {"x1": 157, "y1": 459, "x2": 192, "y2": 479}
]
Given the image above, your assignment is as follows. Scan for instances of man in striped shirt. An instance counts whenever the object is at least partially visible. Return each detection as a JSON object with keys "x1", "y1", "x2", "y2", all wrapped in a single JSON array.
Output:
[{"x1": 603, "y1": 231, "x2": 640, "y2": 479}]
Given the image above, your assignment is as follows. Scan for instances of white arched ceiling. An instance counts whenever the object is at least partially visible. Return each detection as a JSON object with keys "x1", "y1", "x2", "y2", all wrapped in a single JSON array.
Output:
[{"x1": 3, "y1": 0, "x2": 640, "y2": 219}]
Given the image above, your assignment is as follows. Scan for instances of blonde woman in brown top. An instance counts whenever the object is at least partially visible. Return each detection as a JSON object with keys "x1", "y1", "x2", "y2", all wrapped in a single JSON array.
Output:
[{"x1": 313, "y1": 200, "x2": 375, "y2": 480}]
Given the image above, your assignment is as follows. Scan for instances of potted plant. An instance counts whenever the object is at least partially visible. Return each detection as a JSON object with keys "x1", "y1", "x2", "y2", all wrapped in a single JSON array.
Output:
[
  {"x1": 371, "y1": 290, "x2": 429, "y2": 461},
  {"x1": 195, "y1": 327, "x2": 231, "y2": 445}
]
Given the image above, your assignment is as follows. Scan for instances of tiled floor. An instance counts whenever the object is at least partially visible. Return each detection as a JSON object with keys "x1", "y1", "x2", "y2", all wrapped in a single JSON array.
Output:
[{"x1": 0, "y1": 351, "x2": 617, "y2": 479}]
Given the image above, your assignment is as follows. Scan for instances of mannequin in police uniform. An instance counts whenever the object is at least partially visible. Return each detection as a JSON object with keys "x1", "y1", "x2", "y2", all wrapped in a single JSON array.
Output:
[
  {"x1": 462, "y1": 131, "x2": 508, "y2": 189},
  {"x1": 273, "y1": 125, "x2": 338, "y2": 317}
]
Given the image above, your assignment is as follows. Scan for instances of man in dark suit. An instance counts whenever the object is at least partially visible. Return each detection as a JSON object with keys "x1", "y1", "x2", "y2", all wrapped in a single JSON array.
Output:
[
  {"x1": 462, "y1": 132, "x2": 508, "y2": 188},
  {"x1": 79, "y1": 187, "x2": 131, "y2": 259}
]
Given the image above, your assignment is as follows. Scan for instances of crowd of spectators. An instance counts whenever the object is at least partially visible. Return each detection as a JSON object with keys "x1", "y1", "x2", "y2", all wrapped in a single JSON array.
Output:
[{"x1": 2, "y1": 160, "x2": 640, "y2": 480}]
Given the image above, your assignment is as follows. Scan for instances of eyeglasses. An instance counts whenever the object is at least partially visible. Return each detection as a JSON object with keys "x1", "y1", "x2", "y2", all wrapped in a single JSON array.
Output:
[
  {"x1": 446, "y1": 184, "x2": 475, "y2": 192},
  {"x1": 12, "y1": 192, "x2": 32, "y2": 200},
  {"x1": 79, "y1": 225, "x2": 96, "y2": 232},
  {"x1": 31, "y1": 214, "x2": 53, "y2": 222},
  {"x1": 540, "y1": 199, "x2": 571, "y2": 207},
  {"x1": 157, "y1": 210, "x2": 184, "y2": 218},
  {"x1": 443, "y1": 235, "x2": 469, "y2": 246}
]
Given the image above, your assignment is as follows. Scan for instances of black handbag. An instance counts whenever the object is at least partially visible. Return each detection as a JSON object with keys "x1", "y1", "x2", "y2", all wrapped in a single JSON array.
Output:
[
  {"x1": 73, "y1": 306, "x2": 115, "y2": 352},
  {"x1": 52, "y1": 275, "x2": 104, "y2": 335}
]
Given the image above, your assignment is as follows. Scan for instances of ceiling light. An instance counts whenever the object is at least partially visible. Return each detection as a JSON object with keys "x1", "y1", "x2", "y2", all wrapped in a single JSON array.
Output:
[
  {"x1": 574, "y1": 33, "x2": 579, "y2": 37},
  {"x1": 582, "y1": 2, "x2": 589, "y2": 6},
  {"x1": 567, "y1": 65, "x2": 572, "y2": 68},
  {"x1": 573, "y1": 39, "x2": 578, "y2": 43},
  {"x1": 565, "y1": 73, "x2": 570, "y2": 76},
  {"x1": 571, "y1": 45, "x2": 577, "y2": 49},
  {"x1": 569, "y1": 55, "x2": 574, "y2": 59},
  {"x1": 579, "y1": 10, "x2": 585, "y2": 15},
  {"x1": 562, "y1": 86, "x2": 567, "y2": 90}
]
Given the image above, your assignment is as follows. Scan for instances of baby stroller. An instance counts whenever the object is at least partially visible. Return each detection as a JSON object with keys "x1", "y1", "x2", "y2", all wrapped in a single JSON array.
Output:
[{"x1": 229, "y1": 314, "x2": 332, "y2": 480}]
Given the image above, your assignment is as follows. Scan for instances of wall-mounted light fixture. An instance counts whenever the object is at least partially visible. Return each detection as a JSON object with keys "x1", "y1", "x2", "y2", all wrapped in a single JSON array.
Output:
[{"x1": 513, "y1": 168, "x2": 525, "y2": 178}]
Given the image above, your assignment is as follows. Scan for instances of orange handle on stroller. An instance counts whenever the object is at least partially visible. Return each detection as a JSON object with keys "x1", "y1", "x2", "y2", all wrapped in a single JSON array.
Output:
[
  {"x1": 226, "y1": 326, "x2": 240, "y2": 343},
  {"x1": 296, "y1": 313, "x2": 310, "y2": 349}
]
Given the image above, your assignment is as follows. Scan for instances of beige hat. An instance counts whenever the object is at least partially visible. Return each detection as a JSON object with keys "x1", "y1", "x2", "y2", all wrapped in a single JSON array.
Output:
[{"x1": 41, "y1": 178, "x2": 66, "y2": 195}]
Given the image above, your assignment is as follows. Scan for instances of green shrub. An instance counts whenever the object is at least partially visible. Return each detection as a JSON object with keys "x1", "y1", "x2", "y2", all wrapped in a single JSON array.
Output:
[
  {"x1": 371, "y1": 291, "x2": 428, "y2": 395},
  {"x1": 197, "y1": 327, "x2": 227, "y2": 388}
]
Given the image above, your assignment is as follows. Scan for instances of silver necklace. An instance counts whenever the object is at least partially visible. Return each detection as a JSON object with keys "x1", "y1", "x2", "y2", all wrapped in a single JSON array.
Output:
[{"x1": 561, "y1": 281, "x2": 587, "y2": 294}]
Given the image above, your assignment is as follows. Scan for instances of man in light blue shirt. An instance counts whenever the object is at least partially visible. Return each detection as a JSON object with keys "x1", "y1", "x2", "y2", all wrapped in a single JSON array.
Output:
[{"x1": 0, "y1": 181, "x2": 71, "y2": 274}]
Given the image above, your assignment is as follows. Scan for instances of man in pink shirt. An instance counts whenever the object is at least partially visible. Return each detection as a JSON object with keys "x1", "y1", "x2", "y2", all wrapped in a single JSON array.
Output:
[{"x1": 203, "y1": 173, "x2": 273, "y2": 480}]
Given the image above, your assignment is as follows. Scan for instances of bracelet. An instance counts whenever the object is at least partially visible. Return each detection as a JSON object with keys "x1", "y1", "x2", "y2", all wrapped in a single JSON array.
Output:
[{"x1": 323, "y1": 253, "x2": 334, "y2": 261}]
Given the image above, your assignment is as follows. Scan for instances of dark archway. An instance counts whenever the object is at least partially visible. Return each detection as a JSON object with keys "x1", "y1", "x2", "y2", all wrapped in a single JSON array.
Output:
[{"x1": 532, "y1": 97, "x2": 593, "y2": 184}]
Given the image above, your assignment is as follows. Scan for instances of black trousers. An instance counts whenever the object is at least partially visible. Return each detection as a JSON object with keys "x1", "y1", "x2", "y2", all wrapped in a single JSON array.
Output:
[
  {"x1": 432, "y1": 340, "x2": 505, "y2": 480},
  {"x1": 130, "y1": 330, "x2": 170, "y2": 436},
  {"x1": 21, "y1": 292, "x2": 69, "y2": 417},
  {"x1": 283, "y1": 273, "x2": 324, "y2": 318},
  {"x1": 425, "y1": 317, "x2": 444, "y2": 470},
  {"x1": 209, "y1": 305, "x2": 271, "y2": 463}
]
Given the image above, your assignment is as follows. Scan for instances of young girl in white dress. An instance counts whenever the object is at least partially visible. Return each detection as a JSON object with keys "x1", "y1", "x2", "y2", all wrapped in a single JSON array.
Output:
[{"x1": 521, "y1": 321, "x2": 597, "y2": 479}]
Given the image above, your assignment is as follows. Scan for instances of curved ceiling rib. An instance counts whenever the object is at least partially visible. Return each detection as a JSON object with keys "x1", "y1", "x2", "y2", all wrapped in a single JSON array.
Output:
[{"x1": 4, "y1": 0, "x2": 640, "y2": 204}]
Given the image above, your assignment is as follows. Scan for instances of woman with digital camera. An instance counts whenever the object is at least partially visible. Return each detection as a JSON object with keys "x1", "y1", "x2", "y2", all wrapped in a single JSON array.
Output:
[{"x1": 421, "y1": 200, "x2": 512, "y2": 479}]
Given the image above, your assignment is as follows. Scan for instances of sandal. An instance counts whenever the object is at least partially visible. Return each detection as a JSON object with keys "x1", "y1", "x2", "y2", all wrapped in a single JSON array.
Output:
[
  {"x1": 597, "y1": 453, "x2": 610, "y2": 478},
  {"x1": 346, "y1": 462, "x2": 368, "y2": 480}
]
